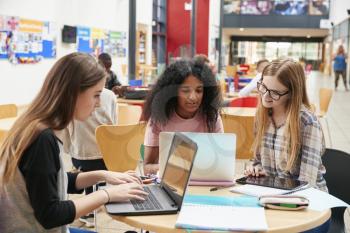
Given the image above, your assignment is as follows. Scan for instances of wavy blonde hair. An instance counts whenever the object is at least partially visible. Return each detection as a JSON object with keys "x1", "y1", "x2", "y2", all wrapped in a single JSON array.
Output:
[
  {"x1": 253, "y1": 58, "x2": 311, "y2": 171},
  {"x1": 0, "y1": 53, "x2": 107, "y2": 187}
]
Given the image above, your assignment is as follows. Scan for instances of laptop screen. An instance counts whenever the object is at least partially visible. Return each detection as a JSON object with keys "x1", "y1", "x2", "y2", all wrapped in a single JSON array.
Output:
[{"x1": 161, "y1": 133, "x2": 197, "y2": 205}]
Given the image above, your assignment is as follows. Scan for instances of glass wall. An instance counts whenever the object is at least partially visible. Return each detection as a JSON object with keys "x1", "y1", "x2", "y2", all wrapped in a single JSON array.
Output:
[{"x1": 230, "y1": 40, "x2": 323, "y2": 69}]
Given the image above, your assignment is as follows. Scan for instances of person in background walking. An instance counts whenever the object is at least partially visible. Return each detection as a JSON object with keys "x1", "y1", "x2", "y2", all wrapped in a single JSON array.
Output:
[{"x1": 333, "y1": 45, "x2": 348, "y2": 91}]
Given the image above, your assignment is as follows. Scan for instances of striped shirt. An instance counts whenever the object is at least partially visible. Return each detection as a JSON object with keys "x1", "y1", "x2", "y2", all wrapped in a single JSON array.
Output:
[{"x1": 253, "y1": 106, "x2": 328, "y2": 192}]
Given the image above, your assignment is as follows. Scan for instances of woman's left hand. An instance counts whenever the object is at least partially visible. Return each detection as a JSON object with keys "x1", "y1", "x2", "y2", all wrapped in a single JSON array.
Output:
[{"x1": 103, "y1": 170, "x2": 142, "y2": 185}]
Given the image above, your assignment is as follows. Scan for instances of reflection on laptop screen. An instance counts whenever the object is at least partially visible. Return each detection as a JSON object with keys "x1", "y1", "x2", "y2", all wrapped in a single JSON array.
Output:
[{"x1": 161, "y1": 136, "x2": 196, "y2": 199}]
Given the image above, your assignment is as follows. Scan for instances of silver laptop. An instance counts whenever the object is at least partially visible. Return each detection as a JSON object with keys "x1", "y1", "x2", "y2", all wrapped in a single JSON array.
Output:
[
  {"x1": 159, "y1": 132, "x2": 236, "y2": 183},
  {"x1": 105, "y1": 133, "x2": 198, "y2": 215}
]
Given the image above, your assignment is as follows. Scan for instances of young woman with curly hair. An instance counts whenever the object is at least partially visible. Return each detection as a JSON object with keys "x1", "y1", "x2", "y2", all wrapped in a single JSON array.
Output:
[{"x1": 142, "y1": 59, "x2": 224, "y2": 175}]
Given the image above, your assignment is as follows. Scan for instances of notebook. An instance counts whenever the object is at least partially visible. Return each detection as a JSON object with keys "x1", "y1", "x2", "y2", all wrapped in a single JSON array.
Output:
[
  {"x1": 159, "y1": 132, "x2": 236, "y2": 185},
  {"x1": 176, "y1": 204, "x2": 268, "y2": 231},
  {"x1": 105, "y1": 133, "x2": 197, "y2": 215}
]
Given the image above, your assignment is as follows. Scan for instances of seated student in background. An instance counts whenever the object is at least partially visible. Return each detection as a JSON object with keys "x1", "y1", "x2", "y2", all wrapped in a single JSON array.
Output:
[
  {"x1": 98, "y1": 52, "x2": 122, "y2": 93},
  {"x1": 193, "y1": 54, "x2": 218, "y2": 78},
  {"x1": 244, "y1": 58, "x2": 328, "y2": 192},
  {"x1": 0, "y1": 53, "x2": 147, "y2": 232},
  {"x1": 142, "y1": 59, "x2": 224, "y2": 175},
  {"x1": 239, "y1": 59, "x2": 269, "y2": 97},
  {"x1": 61, "y1": 87, "x2": 118, "y2": 227}
]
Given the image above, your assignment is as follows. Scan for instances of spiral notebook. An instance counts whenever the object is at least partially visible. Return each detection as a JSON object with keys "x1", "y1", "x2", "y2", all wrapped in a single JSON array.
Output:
[{"x1": 175, "y1": 203, "x2": 268, "y2": 231}]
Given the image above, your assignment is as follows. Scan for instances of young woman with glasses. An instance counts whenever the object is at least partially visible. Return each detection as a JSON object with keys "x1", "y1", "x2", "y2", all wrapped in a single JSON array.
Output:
[
  {"x1": 245, "y1": 58, "x2": 327, "y2": 192},
  {"x1": 244, "y1": 58, "x2": 330, "y2": 233}
]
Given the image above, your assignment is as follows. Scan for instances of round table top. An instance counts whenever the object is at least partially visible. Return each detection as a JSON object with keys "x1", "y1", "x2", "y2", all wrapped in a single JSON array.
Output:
[{"x1": 111, "y1": 186, "x2": 331, "y2": 233}]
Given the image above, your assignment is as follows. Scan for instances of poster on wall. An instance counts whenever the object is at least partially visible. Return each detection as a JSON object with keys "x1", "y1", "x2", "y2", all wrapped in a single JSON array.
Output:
[
  {"x1": 77, "y1": 26, "x2": 92, "y2": 53},
  {"x1": 105, "y1": 31, "x2": 127, "y2": 57},
  {"x1": 42, "y1": 21, "x2": 57, "y2": 58},
  {"x1": 91, "y1": 28, "x2": 106, "y2": 57},
  {"x1": 0, "y1": 15, "x2": 56, "y2": 64}
]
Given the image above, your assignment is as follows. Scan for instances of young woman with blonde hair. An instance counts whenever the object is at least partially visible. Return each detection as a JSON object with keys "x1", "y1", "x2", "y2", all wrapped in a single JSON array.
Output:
[
  {"x1": 0, "y1": 52, "x2": 147, "y2": 233},
  {"x1": 245, "y1": 58, "x2": 327, "y2": 192}
]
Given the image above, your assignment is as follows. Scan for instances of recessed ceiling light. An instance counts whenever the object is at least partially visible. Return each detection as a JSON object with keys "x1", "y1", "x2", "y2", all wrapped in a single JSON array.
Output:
[
  {"x1": 239, "y1": 28, "x2": 244, "y2": 31},
  {"x1": 307, "y1": 35, "x2": 311, "y2": 38}
]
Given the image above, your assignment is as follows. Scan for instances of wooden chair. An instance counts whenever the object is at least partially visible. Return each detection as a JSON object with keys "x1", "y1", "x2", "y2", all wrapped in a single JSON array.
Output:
[
  {"x1": 95, "y1": 122, "x2": 146, "y2": 172},
  {"x1": 225, "y1": 65, "x2": 237, "y2": 78},
  {"x1": 117, "y1": 104, "x2": 142, "y2": 125},
  {"x1": 221, "y1": 114, "x2": 255, "y2": 160},
  {"x1": 319, "y1": 88, "x2": 333, "y2": 147},
  {"x1": 0, "y1": 104, "x2": 17, "y2": 119}
]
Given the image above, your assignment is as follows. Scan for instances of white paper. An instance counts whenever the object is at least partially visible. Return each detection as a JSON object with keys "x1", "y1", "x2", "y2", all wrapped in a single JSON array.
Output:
[
  {"x1": 230, "y1": 184, "x2": 291, "y2": 197},
  {"x1": 289, "y1": 187, "x2": 350, "y2": 211},
  {"x1": 176, "y1": 203, "x2": 268, "y2": 231}
]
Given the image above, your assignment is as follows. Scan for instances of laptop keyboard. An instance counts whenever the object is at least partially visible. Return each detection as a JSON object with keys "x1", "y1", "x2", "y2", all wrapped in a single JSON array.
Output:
[{"x1": 130, "y1": 186, "x2": 163, "y2": 210}]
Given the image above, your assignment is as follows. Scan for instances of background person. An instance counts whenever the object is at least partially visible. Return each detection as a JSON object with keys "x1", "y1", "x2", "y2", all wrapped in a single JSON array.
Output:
[
  {"x1": 332, "y1": 45, "x2": 348, "y2": 91},
  {"x1": 61, "y1": 87, "x2": 117, "y2": 227},
  {"x1": 98, "y1": 52, "x2": 122, "y2": 93},
  {"x1": 239, "y1": 59, "x2": 269, "y2": 97}
]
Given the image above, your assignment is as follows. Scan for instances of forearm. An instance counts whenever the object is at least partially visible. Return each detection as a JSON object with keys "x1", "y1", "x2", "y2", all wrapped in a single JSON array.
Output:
[
  {"x1": 75, "y1": 170, "x2": 107, "y2": 190},
  {"x1": 72, "y1": 189, "x2": 109, "y2": 219}
]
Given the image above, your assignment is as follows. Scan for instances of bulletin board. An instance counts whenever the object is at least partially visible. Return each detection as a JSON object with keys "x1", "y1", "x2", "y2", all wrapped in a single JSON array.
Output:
[
  {"x1": 77, "y1": 25, "x2": 127, "y2": 58},
  {"x1": 0, "y1": 15, "x2": 57, "y2": 64}
]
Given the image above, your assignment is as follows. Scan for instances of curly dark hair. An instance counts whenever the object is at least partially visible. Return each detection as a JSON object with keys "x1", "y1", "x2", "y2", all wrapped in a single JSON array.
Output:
[{"x1": 142, "y1": 59, "x2": 222, "y2": 132}]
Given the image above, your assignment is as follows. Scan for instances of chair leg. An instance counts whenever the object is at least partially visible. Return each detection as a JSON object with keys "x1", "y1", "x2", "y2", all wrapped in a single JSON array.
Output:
[
  {"x1": 93, "y1": 184, "x2": 97, "y2": 232},
  {"x1": 325, "y1": 118, "x2": 332, "y2": 148}
]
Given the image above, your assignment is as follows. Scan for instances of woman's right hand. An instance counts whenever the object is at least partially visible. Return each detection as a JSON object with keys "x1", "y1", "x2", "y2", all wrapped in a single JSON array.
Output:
[
  {"x1": 106, "y1": 183, "x2": 148, "y2": 203},
  {"x1": 244, "y1": 165, "x2": 266, "y2": 177}
]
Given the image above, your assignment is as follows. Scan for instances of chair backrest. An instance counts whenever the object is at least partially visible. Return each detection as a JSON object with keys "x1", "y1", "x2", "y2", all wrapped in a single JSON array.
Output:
[
  {"x1": 221, "y1": 114, "x2": 255, "y2": 159},
  {"x1": 319, "y1": 88, "x2": 333, "y2": 115},
  {"x1": 225, "y1": 65, "x2": 237, "y2": 77},
  {"x1": 229, "y1": 97, "x2": 258, "y2": 107},
  {"x1": 0, "y1": 104, "x2": 17, "y2": 119},
  {"x1": 117, "y1": 104, "x2": 142, "y2": 125},
  {"x1": 322, "y1": 148, "x2": 350, "y2": 205},
  {"x1": 95, "y1": 122, "x2": 146, "y2": 172}
]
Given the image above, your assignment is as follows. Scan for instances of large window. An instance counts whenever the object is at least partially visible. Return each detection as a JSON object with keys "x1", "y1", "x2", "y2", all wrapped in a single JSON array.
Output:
[
  {"x1": 223, "y1": 0, "x2": 329, "y2": 16},
  {"x1": 230, "y1": 40, "x2": 323, "y2": 69}
]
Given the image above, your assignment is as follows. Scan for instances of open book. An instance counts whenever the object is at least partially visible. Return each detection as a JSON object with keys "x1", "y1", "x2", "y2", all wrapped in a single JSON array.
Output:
[{"x1": 176, "y1": 203, "x2": 268, "y2": 231}]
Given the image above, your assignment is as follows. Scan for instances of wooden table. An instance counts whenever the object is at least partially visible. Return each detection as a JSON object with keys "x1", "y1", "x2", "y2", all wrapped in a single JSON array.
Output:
[{"x1": 110, "y1": 186, "x2": 330, "y2": 233}]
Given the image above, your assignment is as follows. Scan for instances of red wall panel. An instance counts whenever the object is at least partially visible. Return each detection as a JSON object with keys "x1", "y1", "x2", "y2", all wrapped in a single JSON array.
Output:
[{"x1": 167, "y1": 0, "x2": 209, "y2": 61}]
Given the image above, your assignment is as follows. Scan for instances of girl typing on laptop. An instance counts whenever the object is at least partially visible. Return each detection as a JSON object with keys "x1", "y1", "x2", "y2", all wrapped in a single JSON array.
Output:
[
  {"x1": 142, "y1": 59, "x2": 224, "y2": 175},
  {"x1": 0, "y1": 53, "x2": 147, "y2": 233}
]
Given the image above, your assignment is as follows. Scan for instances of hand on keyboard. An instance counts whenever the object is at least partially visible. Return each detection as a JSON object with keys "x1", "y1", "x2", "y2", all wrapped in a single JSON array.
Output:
[{"x1": 106, "y1": 183, "x2": 148, "y2": 203}]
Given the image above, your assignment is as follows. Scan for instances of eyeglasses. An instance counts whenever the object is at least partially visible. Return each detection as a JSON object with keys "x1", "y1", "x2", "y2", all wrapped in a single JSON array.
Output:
[{"x1": 257, "y1": 81, "x2": 289, "y2": 101}]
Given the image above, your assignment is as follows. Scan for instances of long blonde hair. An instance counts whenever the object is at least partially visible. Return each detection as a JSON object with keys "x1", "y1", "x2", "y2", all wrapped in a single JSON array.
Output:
[
  {"x1": 253, "y1": 58, "x2": 310, "y2": 171},
  {"x1": 0, "y1": 52, "x2": 107, "y2": 187}
]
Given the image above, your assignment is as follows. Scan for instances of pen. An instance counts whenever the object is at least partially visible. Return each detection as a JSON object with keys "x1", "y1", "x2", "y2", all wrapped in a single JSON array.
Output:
[{"x1": 210, "y1": 185, "x2": 235, "y2": 192}]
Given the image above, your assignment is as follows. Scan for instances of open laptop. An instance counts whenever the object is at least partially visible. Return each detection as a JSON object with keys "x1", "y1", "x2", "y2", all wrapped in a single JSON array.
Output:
[
  {"x1": 105, "y1": 133, "x2": 198, "y2": 215},
  {"x1": 159, "y1": 132, "x2": 236, "y2": 185}
]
